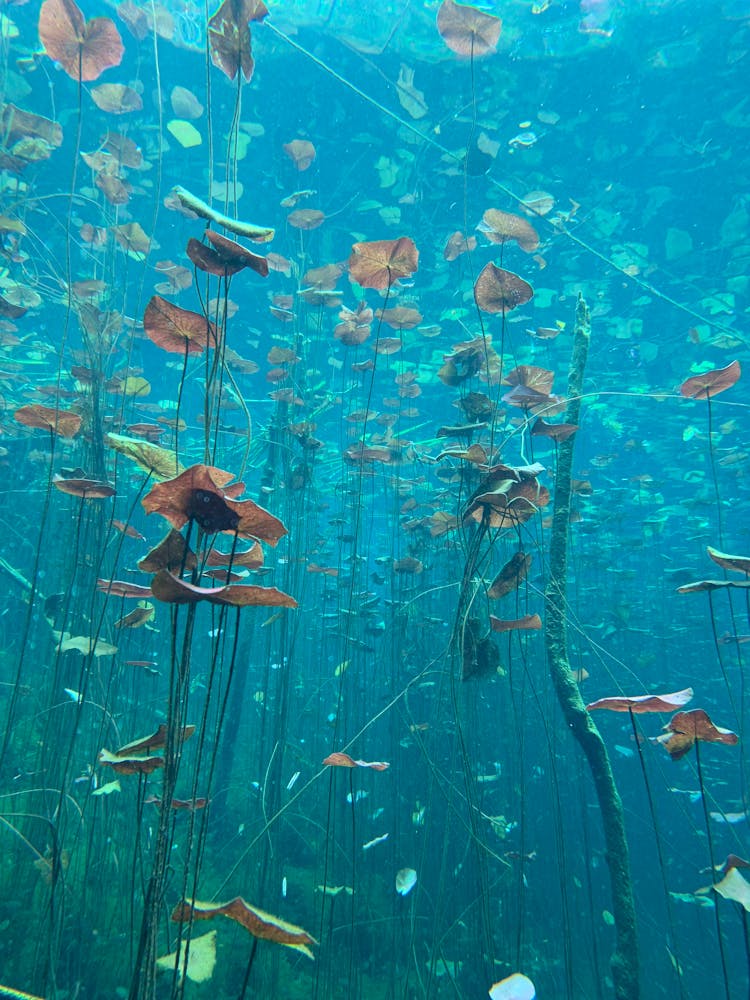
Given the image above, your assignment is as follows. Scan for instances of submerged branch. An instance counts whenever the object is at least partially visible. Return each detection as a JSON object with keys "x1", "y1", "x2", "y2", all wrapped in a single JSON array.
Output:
[{"x1": 544, "y1": 294, "x2": 640, "y2": 1000}]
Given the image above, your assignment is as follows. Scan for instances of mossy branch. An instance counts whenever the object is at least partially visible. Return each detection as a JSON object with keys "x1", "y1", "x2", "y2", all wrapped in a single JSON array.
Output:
[{"x1": 544, "y1": 294, "x2": 640, "y2": 999}]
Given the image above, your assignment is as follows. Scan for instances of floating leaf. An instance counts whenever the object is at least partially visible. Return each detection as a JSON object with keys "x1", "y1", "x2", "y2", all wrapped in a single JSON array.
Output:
[
  {"x1": 167, "y1": 119, "x2": 202, "y2": 148},
  {"x1": 171, "y1": 897, "x2": 316, "y2": 960},
  {"x1": 489, "y1": 614, "x2": 542, "y2": 632},
  {"x1": 98, "y1": 748, "x2": 163, "y2": 774},
  {"x1": 489, "y1": 973, "x2": 535, "y2": 1000},
  {"x1": 138, "y1": 529, "x2": 197, "y2": 574},
  {"x1": 395, "y1": 868, "x2": 417, "y2": 896},
  {"x1": 156, "y1": 930, "x2": 217, "y2": 984},
  {"x1": 657, "y1": 709, "x2": 739, "y2": 761},
  {"x1": 531, "y1": 418, "x2": 578, "y2": 442},
  {"x1": 53, "y1": 476, "x2": 115, "y2": 498},
  {"x1": 172, "y1": 186, "x2": 274, "y2": 242},
  {"x1": 712, "y1": 868, "x2": 750, "y2": 912},
  {"x1": 474, "y1": 263, "x2": 533, "y2": 314},
  {"x1": 115, "y1": 723, "x2": 194, "y2": 756},
  {"x1": 437, "y1": 0, "x2": 501, "y2": 58},
  {"x1": 679, "y1": 361, "x2": 740, "y2": 399},
  {"x1": 92, "y1": 779, "x2": 121, "y2": 796},
  {"x1": 114, "y1": 601, "x2": 154, "y2": 629},
  {"x1": 706, "y1": 546, "x2": 750, "y2": 576},
  {"x1": 323, "y1": 752, "x2": 389, "y2": 771},
  {"x1": 107, "y1": 433, "x2": 184, "y2": 479},
  {"x1": 208, "y1": 0, "x2": 268, "y2": 82},
  {"x1": 57, "y1": 634, "x2": 118, "y2": 656},
  {"x1": 112, "y1": 221, "x2": 151, "y2": 259},
  {"x1": 348, "y1": 237, "x2": 419, "y2": 290},
  {"x1": 151, "y1": 570, "x2": 297, "y2": 609},
  {"x1": 586, "y1": 688, "x2": 693, "y2": 714},
  {"x1": 288, "y1": 208, "x2": 325, "y2": 230},
  {"x1": 479, "y1": 209, "x2": 538, "y2": 252},
  {"x1": 15, "y1": 404, "x2": 81, "y2": 438},
  {"x1": 90, "y1": 82, "x2": 142, "y2": 113},
  {"x1": 39, "y1": 0, "x2": 124, "y2": 82},
  {"x1": 97, "y1": 578, "x2": 154, "y2": 599},
  {"x1": 170, "y1": 85, "x2": 203, "y2": 119},
  {"x1": 143, "y1": 295, "x2": 216, "y2": 355},
  {"x1": 142, "y1": 464, "x2": 287, "y2": 543},
  {"x1": 284, "y1": 139, "x2": 316, "y2": 171},
  {"x1": 676, "y1": 580, "x2": 750, "y2": 594},
  {"x1": 488, "y1": 552, "x2": 531, "y2": 599},
  {"x1": 187, "y1": 230, "x2": 268, "y2": 277}
]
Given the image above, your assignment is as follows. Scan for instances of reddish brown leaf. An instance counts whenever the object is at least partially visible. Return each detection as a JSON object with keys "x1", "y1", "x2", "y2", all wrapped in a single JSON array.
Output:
[
  {"x1": 115, "y1": 723, "x2": 194, "y2": 756},
  {"x1": 187, "y1": 230, "x2": 269, "y2": 277},
  {"x1": 142, "y1": 465, "x2": 287, "y2": 543},
  {"x1": 676, "y1": 580, "x2": 750, "y2": 594},
  {"x1": 348, "y1": 237, "x2": 419, "y2": 290},
  {"x1": 14, "y1": 404, "x2": 81, "y2": 438},
  {"x1": 474, "y1": 263, "x2": 533, "y2": 313},
  {"x1": 489, "y1": 614, "x2": 542, "y2": 632},
  {"x1": 137, "y1": 529, "x2": 197, "y2": 574},
  {"x1": 53, "y1": 476, "x2": 115, "y2": 498},
  {"x1": 443, "y1": 230, "x2": 476, "y2": 260},
  {"x1": 657, "y1": 708, "x2": 739, "y2": 761},
  {"x1": 96, "y1": 579, "x2": 153, "y2": 599},
  {"x1": 143, "y1": 296, "x2": 216, "y2": 355},
  {"x1": 706, "y1": 546, "x2": 750, "y2": 576},
  {"x1": 283, "y1": 139, "x2": 316, "y2": 171},
  {"x1": 479, "y1": 209, "x2": 538, "y2": 252},
  {"x1": 39, "y1": 0, "x2": 124, "y2": 82},
  {"x1": 171, "y1": 897, "x2": 317, "y2": 959},
  {"x1": 586, "y1": 688, "x2": 694, "y2": 714},
  {"x1": 437, "y1": 0, "x2": 501, "y2": 58},
  {"x1": 206, "y1": 542, "x2": 263, "y2": 569},
  {"x1": 377, "y1": 305, "x2": 423, "y2": 329},
  {"x1": 98, "y1": 748, "x2": 163, "y2": 774},
  {"x1": 323, "y1": 752, "x2": 390, "y2": 770},
  {"x1": 488, "y1": 551, "x2": 531, "y2": 599},
  {"x1": 680, "y1": 361, "x2": 740, "y2": 399},
  {"x1": 151, "y1": 570, "x2": 297, "y2": 609},
  {"x1": 287, "y1": 208, "x2": 325, "y2": 230},
  {"x1": 208, "y1": 0, "x2": 268, "y2": 82},
  {"x1": 531, "y1": 418, "x2": 578, "y2": 442}
]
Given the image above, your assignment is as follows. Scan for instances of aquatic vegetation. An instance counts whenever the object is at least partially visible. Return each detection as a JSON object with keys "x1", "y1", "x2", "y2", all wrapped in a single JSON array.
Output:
[{"x1": 0, "y1": 0, "x2": 748, "y2": 997}]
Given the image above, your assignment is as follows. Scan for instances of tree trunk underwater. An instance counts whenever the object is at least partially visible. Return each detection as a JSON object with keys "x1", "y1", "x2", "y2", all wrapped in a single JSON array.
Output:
[{"x1": 543, "y1": 294, "x2": 640, "y2": 1000}]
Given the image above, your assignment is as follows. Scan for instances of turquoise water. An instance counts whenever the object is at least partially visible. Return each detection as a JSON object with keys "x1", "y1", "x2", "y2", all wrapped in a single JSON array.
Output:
[{"x1": 0, "y1": 1, "x2": 748, "y2": 998}]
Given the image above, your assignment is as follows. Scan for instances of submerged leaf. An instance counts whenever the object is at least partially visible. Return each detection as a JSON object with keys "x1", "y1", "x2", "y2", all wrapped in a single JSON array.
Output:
[
  {"x1": 143, "y1": 295, "x2": 217, "y2": 354},
  {"x1": 39, "y1": 0, "x2": 124, "y2": 82},
  {"x1": 142, "y1": 465, "x2": 287, "y2": 543},
  {"x1": 706, "y1": 546, "x2": 750, "y2": 576},
  {"x1": 172, "y1": 897, "x2": 317, "y2": 960},
  {"x1": 115, "y1": 723, "x2": 194, "y2": 756},
  {"x1": 98, "y1": 748, "x2": 163, "y2": 774},
  {"x1": 586, "y1": 688, "x2": 693, "y2": 714},
  {"x1": 488, "y1": 552, "x2": 531, "y2": 599},
  {"x1": 657, "y1": 709, "x2": 739, "y2": 761},
  {"x1": 151, "y1": 570, "x2": 297, "y2": 609},
  {"x1": 323, "y1": 752, "x2": 389, "y2": 770},
  {"x1": 348, "y1": 237, "x2": 419, "y2": 290},
  {"x1": 437, "y1": 0, "x2": 501, "y2": 59},
  {"x1": 474, "y1": 263, "x2": 533, "y2": 314},
  {"x1": 712, "y1": 868, "x2": 750, "y2": 912},
  {"x1": 679, "y1": 361, "x2": 740, "y2": 399},
  {"x1": 15, "y1": 404, "x2": 81, "y2": 438},
  {"x1": 107, "y1": 433, "x2": 184, "y2": 480},
  {"x1": 156, "y1": 930, "x2": 217, "y2": 984},
  {"x1": 489, "y1": 973, "x2": 535, "y2": 1000}
]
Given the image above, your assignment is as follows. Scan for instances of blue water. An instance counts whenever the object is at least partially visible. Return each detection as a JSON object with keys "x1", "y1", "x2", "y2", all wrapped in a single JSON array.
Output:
[{"x1": 0, "y1": 1, "x2": 748, "y2": 998}]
